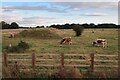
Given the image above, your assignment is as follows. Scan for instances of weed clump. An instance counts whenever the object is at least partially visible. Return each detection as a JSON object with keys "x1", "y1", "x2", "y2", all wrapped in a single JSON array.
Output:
[{"x1": 58, "y1": 67, "x2": 83, "y2": 78}]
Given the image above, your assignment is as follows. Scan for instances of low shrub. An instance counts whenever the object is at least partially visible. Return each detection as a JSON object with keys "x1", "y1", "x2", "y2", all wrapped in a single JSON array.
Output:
[
  {"x1": 5, "y1": 40, "x2": 29, "y2": 53},
  {"x1": 72, "y1": 25, "x2": 84, "y2": 36}
]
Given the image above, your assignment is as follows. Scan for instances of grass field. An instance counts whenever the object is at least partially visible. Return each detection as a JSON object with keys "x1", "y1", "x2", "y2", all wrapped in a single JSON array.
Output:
[
  {"x1": 2, "y1": 28, "x2": 119, "y2": 78},
  {"x1": 2, "y1": 28, "x2": 118, "y2": 55}
]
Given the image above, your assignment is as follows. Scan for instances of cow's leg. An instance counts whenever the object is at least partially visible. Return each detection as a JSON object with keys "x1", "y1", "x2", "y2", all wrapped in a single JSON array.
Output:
[
  {"x1": 13, "y1": 34, "x2": 15, "y2": 38},
  {"x1": 63, "y1": 39, "x2": 67, "y2": 45},
  {"x1": 102, "y1": 42, "x2": 105, "y2": 48},
  {"x1": 105, "y1": 42, "x2": 108, "y2": 47},
  {"x1": 60, "y1": 39, "x2": 65, "y2": 44},
  {"x1": 92, "y1": 42, "x2": 96, "y2": 46},
  {"x1": 69, "y1": 41, "x2": 72, "y2": 45}
]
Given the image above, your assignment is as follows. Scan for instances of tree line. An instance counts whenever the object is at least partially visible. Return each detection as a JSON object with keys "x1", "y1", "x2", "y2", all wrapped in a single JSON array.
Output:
[
  {"x1": 49, "y1": 23, "x2": 119, "y2": 29},
  {"x1": 0, "y1": 21, "x2": 119, "y2": 29}
]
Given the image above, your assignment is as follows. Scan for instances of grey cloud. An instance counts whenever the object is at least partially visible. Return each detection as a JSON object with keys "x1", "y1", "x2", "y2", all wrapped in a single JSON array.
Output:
[
  {"x1": 19, "y1": 16, "x2": 56, "y2": 25},
  {"x1": 2, "y1": 5, "x2": 66, "y2": 13},
  {"x1": 2, "y1": 13, "x2": 56, "y2": 26},
  {"x1": 23, "y1": 16, "x2": 55, "y2": 20},
  {"x1": 80, "y1": 13, "x2": 108, "y2": 16},
  {"x1": 2, "y1": 0, "x2": 119, "y2": 2},
  {"x1": 52, "y1": 2, "x2": 118, "y2": 10},
  {"x1": 2, "y1": 2, "x2": 117, "y2": 13},
  {"x1": 1, "y1": 14, "x2": 23, "y2": 22}
]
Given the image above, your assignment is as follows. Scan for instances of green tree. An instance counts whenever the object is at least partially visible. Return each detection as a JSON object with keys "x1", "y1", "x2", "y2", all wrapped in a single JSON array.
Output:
[
  {"x1": 72, "y1": 24, "x2": 84, "y2": 36},
  {"x1": 0, "y1": 21, "x2": 10, "y2": 29},
  {"x1": 10, "y1": 22, "x2": 19, "y2": 29}
]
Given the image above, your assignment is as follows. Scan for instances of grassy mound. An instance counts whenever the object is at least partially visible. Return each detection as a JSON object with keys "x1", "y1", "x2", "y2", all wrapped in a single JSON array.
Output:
[{"x1": 18, "y1": 28, "x2": 62, "y2": 39}]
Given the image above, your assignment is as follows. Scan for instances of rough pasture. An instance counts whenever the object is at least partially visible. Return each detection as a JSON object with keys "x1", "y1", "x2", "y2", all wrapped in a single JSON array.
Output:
[
  {"x1": 2, "y1": 28, "x2": 118, "y2": 55},
  {"x1": 2, "y1": 28, "x2": 118, "y2": 78}
]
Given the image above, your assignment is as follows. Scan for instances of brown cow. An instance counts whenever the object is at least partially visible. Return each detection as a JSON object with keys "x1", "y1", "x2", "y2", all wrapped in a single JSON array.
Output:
[{"x1": 60, "y1": 37, "x2": 72, "y2": 45}]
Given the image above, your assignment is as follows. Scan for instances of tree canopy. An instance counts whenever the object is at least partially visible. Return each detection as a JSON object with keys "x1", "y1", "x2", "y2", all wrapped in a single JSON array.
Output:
[{"x1": 1, "y1": 21, "x2": 19, "y2": 29}]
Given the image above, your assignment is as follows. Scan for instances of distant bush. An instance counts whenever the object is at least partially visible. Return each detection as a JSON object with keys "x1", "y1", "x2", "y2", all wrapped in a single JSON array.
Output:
[
  {"x1": 72, "y1": 25, "x2": 84, "y2": 36},
  {"x1": 5, "y1": 40, "x2": 29, "y2": 53},
  {"x1": 18, "y1": 29, "x2": 61, "y2": 39}
]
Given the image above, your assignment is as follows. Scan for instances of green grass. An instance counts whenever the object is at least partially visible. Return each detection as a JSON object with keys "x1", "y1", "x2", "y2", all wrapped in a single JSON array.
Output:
[
  {"x1": 2, "y1": 28, "x2": 118, "y2": 78},
  {"x1": 2, "y1": 28, "x2": 118, "y2": 54}
]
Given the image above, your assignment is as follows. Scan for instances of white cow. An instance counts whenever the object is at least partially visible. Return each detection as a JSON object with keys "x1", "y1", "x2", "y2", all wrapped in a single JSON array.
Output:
[{"x1": 92, "y1": 39, "x2": 107, "y2": 48}]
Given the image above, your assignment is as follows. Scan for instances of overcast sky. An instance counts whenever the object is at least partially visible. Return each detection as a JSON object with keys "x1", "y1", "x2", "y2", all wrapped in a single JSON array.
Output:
[
  {"x1": 1, "y1": 2, "x2": 118, "y2": 27},
  {"x1": 2, "y1": 0, "x2": 120, "y2": 2}
]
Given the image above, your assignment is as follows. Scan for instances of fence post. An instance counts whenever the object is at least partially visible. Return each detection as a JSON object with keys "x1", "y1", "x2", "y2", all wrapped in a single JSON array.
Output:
[
  {"x1": 32, "y1": 53, "x2": 35, "y2": 68},
  {"x1": 14, "y1": 61, "x2": 18, "y2": 71},
  {"x1": 61, "y1": 53, "x2": 64, "y2": 68},
  {"x1": 4, "y1": 53, "x2": 8, "y2": 67},
  {"x1": 90, "y1": 53, "x2": 94, "y2": 73},
  {"x1": 12, "y1": 61, "x2": 19, "y2": 78}
]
